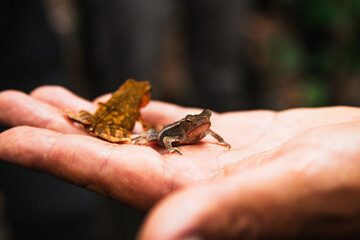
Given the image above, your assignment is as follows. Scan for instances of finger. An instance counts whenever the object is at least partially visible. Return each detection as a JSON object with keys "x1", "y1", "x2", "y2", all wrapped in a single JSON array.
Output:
[
  {"x1": 139, "y1": 162, "x2": 360, "y2": 240},
  {"x1": 139, "y1": 123, "x2": 360, "y2": 239},
  {"x1": 30, "y1": 85, "x2": 220, "y2": 128},
  {"x1": 93, "y1": 94, "x2": 203, "y2": 125},
  {"x1": 0, "y1": 126, "x2": 172, "y2": 209},
  {"x1": 139, "y1": 161, "x2": 302, "y2": 240},
  {"x1": 0, "y1": 90, "x2": 84, "y2": 134},
  {"x1": 93, "y1": 93, "x2": 111, "y2": 104},
  {"x1": 30, "y1": 86, "x2": 203, "y2": 125},
  {"x1": 142, "y1": 101, "x2": 216, "y2": 126},
  {"x1": 30, "y1": 85, "x2": 96, "y2": 113}
]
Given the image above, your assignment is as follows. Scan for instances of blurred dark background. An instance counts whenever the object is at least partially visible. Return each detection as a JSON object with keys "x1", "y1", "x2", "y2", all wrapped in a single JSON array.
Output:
[
  {"x1": 1, "y1": 0, "x2": 360, "y2": 239},
  {"x1": 23, "y1": 0, "x2": 360, "y2": 111}
]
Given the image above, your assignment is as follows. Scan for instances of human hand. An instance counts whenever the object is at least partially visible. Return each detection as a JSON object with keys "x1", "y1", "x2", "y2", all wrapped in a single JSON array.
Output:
[
  {"x1": 0, "y1": 85, "x2": 255, "y2": 209},
  {"x1": 1, "y1": 86, "x2": 360, "y2": 239},
  {"x1": 139, "y1": 111, "x2": 360, "y2": 239}
]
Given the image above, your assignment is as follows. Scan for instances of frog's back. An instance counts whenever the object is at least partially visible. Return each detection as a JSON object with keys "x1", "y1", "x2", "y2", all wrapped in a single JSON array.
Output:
[
  {"x1": 92, "y1": 94, "x2": 137, "y2": 129},
  {"x1": 92, "y1": 79, "x2": 150, "y2": 131}
]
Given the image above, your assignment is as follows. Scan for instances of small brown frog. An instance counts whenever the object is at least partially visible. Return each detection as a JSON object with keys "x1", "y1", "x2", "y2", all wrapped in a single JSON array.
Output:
[
  {"x1": 65, "y1": 79, "x2": 151, "y2": 142},
  {"x1": 133, "y1": 109, "x2": 231, "y2": 155}
]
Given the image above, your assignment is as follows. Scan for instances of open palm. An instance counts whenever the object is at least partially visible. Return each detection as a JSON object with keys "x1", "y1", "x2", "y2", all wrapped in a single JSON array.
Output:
[
  {"x1": 0, "y1": 86, "x2": 244, "y2": 207},
  {"x1": 1, "y1": 86, "x2": 360, "y2": 239}
]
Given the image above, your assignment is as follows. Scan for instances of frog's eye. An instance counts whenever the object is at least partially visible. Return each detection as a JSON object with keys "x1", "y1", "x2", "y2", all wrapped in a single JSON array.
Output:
[{"x1": 185, "y1": 118, "x2": 192, "y2": 123}]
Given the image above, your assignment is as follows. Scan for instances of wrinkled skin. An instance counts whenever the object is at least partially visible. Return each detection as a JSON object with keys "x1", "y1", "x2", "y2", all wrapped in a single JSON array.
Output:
[{"x1": 1, "y1": 86, "x2": 360, "y2": 239}]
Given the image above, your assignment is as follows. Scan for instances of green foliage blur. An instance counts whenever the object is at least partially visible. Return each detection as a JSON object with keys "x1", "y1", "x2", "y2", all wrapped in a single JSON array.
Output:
[{"x1": 245, "y1": 0, "x2": 360, "y2": 109}]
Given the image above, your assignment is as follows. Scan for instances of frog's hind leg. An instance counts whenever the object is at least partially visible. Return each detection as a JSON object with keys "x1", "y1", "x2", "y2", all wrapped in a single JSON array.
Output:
[
  {"x1": 64, "y1": 109, "x2": 93, "y2": 125},
  {"x1": 205, "y1": 129, "x2": 231, "y2": 149},
  {"x1": 132, "y1": 128, "x2": 158, "y2": 144},
  {"x1": 95, "y1": 124, "x2": 132, "y2": 143}
]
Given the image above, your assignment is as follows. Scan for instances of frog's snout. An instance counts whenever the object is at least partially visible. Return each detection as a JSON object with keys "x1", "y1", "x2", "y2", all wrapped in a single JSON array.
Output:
[{"x1": 201, "y1": 109, "x2": 212, "y2": 118}]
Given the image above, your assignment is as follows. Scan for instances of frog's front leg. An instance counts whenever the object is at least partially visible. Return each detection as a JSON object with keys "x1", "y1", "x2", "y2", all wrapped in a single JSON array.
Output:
[
  {"x1": 162, "y1": 136, "x2": 182, "y2": 155},
  {"x1": 205, "y1": 129, "x2": 231, "y2": 149},
  {"x1": 138, "y1": 115, "x2": 151, "y2": 130},
  {"x1": 64, "y1": 109, "x2": 93, "y2": 125}
]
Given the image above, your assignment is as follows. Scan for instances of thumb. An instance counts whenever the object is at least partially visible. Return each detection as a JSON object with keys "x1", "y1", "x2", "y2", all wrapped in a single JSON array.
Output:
[
  {"x1": 138, "y1": 156, "x2": 360, "y2": 240},
  {"x1": 138, "y1": 161, "x2": 303, "y2": 240}
]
